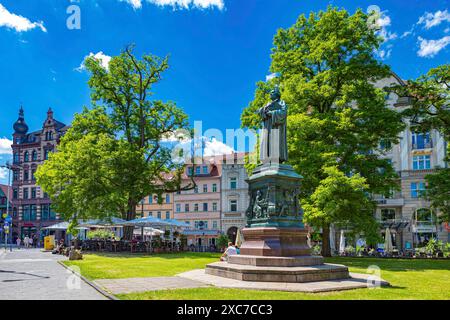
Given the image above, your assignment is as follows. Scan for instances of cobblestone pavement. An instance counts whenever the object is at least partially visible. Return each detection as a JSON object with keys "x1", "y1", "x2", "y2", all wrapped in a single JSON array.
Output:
[{"x1": 0, "y1": 248, "x2": 107, "y2": 300}]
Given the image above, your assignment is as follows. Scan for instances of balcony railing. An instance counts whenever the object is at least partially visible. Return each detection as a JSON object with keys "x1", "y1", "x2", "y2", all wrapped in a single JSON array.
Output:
[
  {"x1": 412, "y1": 141, "x2": 433, "y2": 150},
  {"x1": 411, "y1": 221, "x2": 438, "y2": 233},
  {"x1": 377, "y1": 218, "x2": 410, "y2": 230}
]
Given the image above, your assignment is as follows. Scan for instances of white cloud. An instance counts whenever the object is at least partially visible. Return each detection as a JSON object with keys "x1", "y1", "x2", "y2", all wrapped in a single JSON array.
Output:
[
  {"x1": 0, "y1": 167, "x2": 8, "y2": 180},
  {"x1": 376, "y1": 11, "x2": 397, "y2": 42},
  {"x1": 171, "y1": 136, "x2": 234, "y2": 163},
  {"x1": 122, "y1": 0, "x2": 224, "y2": 10},
  {"x1": 76, "y1": 51, "x2": 111, "y2": 72},
  {"x1": 266, "y1": 73, "x2": 277, "y2": 82},
  {"x1": 203, "y1": 138, "x2": 234, "y2": 157},
  {"x1": 418, "y1": 10, "x2": 450, "y2": 29},
  {"x1": 0, "y1": 3, "x2": 46, "y2": 32},
  {"x1": 417, "y1": 36, "x2": 450, "y2": 57},
  {"x1": 123, "y1": 0, "x2": 143, "y2": 9},
  {"x1": 378, "y1": 49, "x2": 392, "y2": 60},
  {"x1": 401, "y1": 30, "x2": 412, "y2": 38},
  {"x1": 0, "y1": 138, "x2": 12, "y2": 155}
]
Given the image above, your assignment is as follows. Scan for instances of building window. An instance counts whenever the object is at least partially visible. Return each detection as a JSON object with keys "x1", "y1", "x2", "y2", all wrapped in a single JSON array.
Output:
[
  {"x1": 412, "y1": 132, "x2": 431, "y2": 149},
  {"x1": 411, "y1": 182, "x2": 426, "y2": 198},
  {"x1": 41, "y1": 204, "x2": 50, "y2": 221},
  {"x1": 24, "y1": 151, "x2": 29, "y2": 162},
  {"x1": 13, "y1": 189, "x2": 18, "y2": 200},
  {"x1": 13, "y1": 153, "x2": 19, "y2": 164},
  {"x1": 148, "y1": 211, "x2": 153, "y2": 217},
  {"x1": 380, "y1": 139, "x2": 392, "y2": 151},
  {"x1": 13, "y1": 170, "x2": 19, "y2": 181},
  {"x1": 195, "y1": 166, "x2": 201, "y2": 175},
  {"x1": 230, "y1": 177, "x2": 237, "y2": 189},
  {"x1": 176, "y1": 204, "x2": 181, "y2": 212},
  {"x1": 31, "y1": 169, "x2": 36, "y2": 181},
  {"x1": 212, "y1": 183, "x2": 217, "y2": 192},
  {"x1": 32, "y1": 150, "x2": 38, "y2": 161},
  {"x1": 185, "y1": 204, "x2": 190, "y2": 212},
  {"x1": 165, "y1": 211, "x2": 170, "y2": 219},
  {"x1": 195, "y1": 221, "x2": 208, "y2": 229},
  {"x1": 413, "y1": 155, "x2": 431, "y2": 170},
  {"x1": 213, "y1": 221, "x2": 218, "y2": 229},
  {"x1": 23, "y1": 205, "x2": 31, "y2": 221},
  {"x1": 31, "y1": 188, "x2": 36, "y2": 199},
  {"x1": 187, "y1": 167, "x2": 193, "y2": 176},
  {"x1": 194, "y1": 186, "x2": 198, "y2": 193},
  {"x1": 24, "y1": 170, "x2": 29, "y2": 181},
  {"x1": 230, "y1": 200, "x2": 237, "y2": 212},
  {"x1": 148, "y1": 195, "x2": 153, "y2": 204},
  {"x1": 44, "y1": 149, "x2": 50, "y2": 160},
  {"x1": 381, "y1": 209, "x2": 395, "y2": 221},
  {"x1": 203, "y1": 203, "x2": 208, "y2": 212},
  {"x1": 194, "y1": 203, "x2": 199, "y2": 212},
  {"x1": 202, "y1": 166, "x2": 208, "y2": 174},
  {"x1": 416, "y1": 208, "x2": 435, "y2": 223},
  {"x1": 23, "y1": 188, "x2": 29, "y2": 200},
  {"x1": 203, "y1": 184, "x2": 208, "y2": 193},
  {"x1": 165, "y1": 194, "x2": 170, "y2": 203},
  {"x1": 212, "y1": 202, "x2": 217, "y2": 211},
  {"x1": 157, "y1": 211, "x2": 161, "y2": 219}
]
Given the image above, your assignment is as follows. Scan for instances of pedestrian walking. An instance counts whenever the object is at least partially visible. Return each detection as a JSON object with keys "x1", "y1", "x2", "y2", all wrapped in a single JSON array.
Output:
[
  {"x1": 16, "y1": 237, "x2": 21, "y2": 249},
  {"x1": 23, "y1": 235, "x2": 29, "y2": 248},
  {"x1": 28, "y1": 236, "x2": 33, "y2": 248}
]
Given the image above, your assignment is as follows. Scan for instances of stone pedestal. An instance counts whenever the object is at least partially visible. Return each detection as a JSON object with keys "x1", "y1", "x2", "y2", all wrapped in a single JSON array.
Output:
[
  {"x1": 205, "y1": 162, "x2": 350, "y2": 283},
  {"x1": 239, "y1": 227, "x2": 310, "y2": 257}
]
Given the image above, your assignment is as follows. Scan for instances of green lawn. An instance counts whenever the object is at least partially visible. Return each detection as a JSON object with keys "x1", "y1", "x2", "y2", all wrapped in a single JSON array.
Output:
[
  {"x1": 64, "y1": 253, "x2": 450, "y2": 300},
  {"x1": 63, "y1": 252, "x2": 221, "y2": 280}
]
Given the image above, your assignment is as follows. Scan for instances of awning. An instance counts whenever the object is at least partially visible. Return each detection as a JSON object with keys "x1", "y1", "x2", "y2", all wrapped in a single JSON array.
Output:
[
  {"x1": 182, "y1": 229, "x2": 221, "y2": 236},
  {"x1": 42, "y1": 222, "x2": 89, "y2": 231},
  {"x1": 79, "y1": 217, "x2": 127, "y2": 227}
]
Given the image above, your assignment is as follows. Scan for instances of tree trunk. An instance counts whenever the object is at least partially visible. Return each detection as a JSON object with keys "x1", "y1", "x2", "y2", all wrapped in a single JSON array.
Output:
[
  {"x1": 122, "y1": 200, "x2": 137, "y2": 241},
  {"x1": 322, "y1": 223, "x2": 331, "y2": 257}
]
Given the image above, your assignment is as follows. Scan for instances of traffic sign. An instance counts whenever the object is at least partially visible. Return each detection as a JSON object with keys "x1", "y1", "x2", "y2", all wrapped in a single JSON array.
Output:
[{"x1": 5, "y1": 215, "x2": 12, "y2": 223}]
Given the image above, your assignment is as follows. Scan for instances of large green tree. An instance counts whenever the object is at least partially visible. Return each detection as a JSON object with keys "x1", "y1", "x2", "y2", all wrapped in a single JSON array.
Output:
[
  {"x1": 36, "y1": 46, "x2": 194, "y2": 239},
  {"x1": 241, "y1": 7, "x2": 405, "y2": 256},
  {"x1": 392, "y1": 64, "x2": 450, "y2": 222}
]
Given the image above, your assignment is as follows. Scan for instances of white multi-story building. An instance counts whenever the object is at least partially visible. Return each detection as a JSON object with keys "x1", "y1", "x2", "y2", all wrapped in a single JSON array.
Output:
[
  {"x1": 349, "y1": 73, "x2": 449, "y2": 251},
  {"x1": 220, "y1": 153, "x2": 249, "y2": 243}
]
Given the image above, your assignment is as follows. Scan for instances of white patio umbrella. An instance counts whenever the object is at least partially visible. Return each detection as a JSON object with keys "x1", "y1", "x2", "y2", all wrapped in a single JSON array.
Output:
[
  {"x1": 235, "y1": 228, "x2": 243, "y2": 247},
  {"x1": 329, "y1": 225, "x2": 336, "y2": 254},
  {"x1": 384, "y1": 227, "x2": 393, "y2": 254},
  {"x1": 339, "y1": 230, "x2": 346, "y2": 254}
]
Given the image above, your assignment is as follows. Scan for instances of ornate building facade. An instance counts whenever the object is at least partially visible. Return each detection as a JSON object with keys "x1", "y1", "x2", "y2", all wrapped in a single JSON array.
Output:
[
  {"x1": 10, "y1": 107, "x2": 69, "y2": 242},
  {"x1": 220, "y1": 153, "x2": 249, "y2": 243}
]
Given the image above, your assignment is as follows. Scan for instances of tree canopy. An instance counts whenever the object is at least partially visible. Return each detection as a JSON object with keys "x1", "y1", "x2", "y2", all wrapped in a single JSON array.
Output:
[
  {"x1": 36, "y1": 46, "x2": 194, "y2": 238},
  {"x1": 241, "y1": 6, "x2": 405, "y2": 255}
]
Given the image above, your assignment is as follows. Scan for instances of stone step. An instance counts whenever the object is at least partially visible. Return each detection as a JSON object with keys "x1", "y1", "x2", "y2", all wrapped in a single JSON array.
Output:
[
  {"x1": 205, "y1": 261, "x2": 350, "y2": 283},
  {"x1": 228, "y1": 254, "x2": 324, "y2": 267}
]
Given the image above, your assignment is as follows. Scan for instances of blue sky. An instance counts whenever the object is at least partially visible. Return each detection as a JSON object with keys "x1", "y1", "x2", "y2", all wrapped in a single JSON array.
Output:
[{"x1": 0, "y1": 0, "x2": 449, "y2": 183}]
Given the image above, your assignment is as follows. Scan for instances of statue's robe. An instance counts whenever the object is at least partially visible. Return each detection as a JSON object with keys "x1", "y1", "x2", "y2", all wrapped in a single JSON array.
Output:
[{"x1": 258, "y1": 99, "x2": 288, "y2": 164}]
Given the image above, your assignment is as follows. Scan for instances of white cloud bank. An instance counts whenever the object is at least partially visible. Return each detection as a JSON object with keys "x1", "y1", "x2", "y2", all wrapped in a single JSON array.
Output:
[
  {"x1": 76, "y1": 51, "x2": 112, "y2": 71},
  {"x1": 0, "y1": 167, "x2": 8, "y2": 180},
  {"x1": 0, "y1": 138, "x2": 12, "y2": 155},
  {"x1": 418, "y1": 10, "x2": 450, "y2": 29},
  {"x1": 123, "y1": 0, "x2": 224, "y2": 10},
  {"x1": 417, "y1": 36, "x2": 450, "y2": 57},
  {"x1": 0, "y1": 3, "x2": 46, "y2": 32}
]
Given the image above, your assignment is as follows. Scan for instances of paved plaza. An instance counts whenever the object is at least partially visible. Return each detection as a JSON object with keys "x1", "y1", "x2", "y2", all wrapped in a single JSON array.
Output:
[{"x1": 0, "y1": 248, "x2": 107, "y2": 300}]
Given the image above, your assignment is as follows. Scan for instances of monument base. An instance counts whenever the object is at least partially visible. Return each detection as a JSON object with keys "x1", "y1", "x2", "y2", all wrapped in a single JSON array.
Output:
[
  {"x1": 239, "y1": 227, "x2": 310, "y2": 256},
  {"x1": 205, "y1": 226, "x2": 350, "y2": 283},
  {"x1": 205, "y1": 262, "x2": 349, "y2": 283}
]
